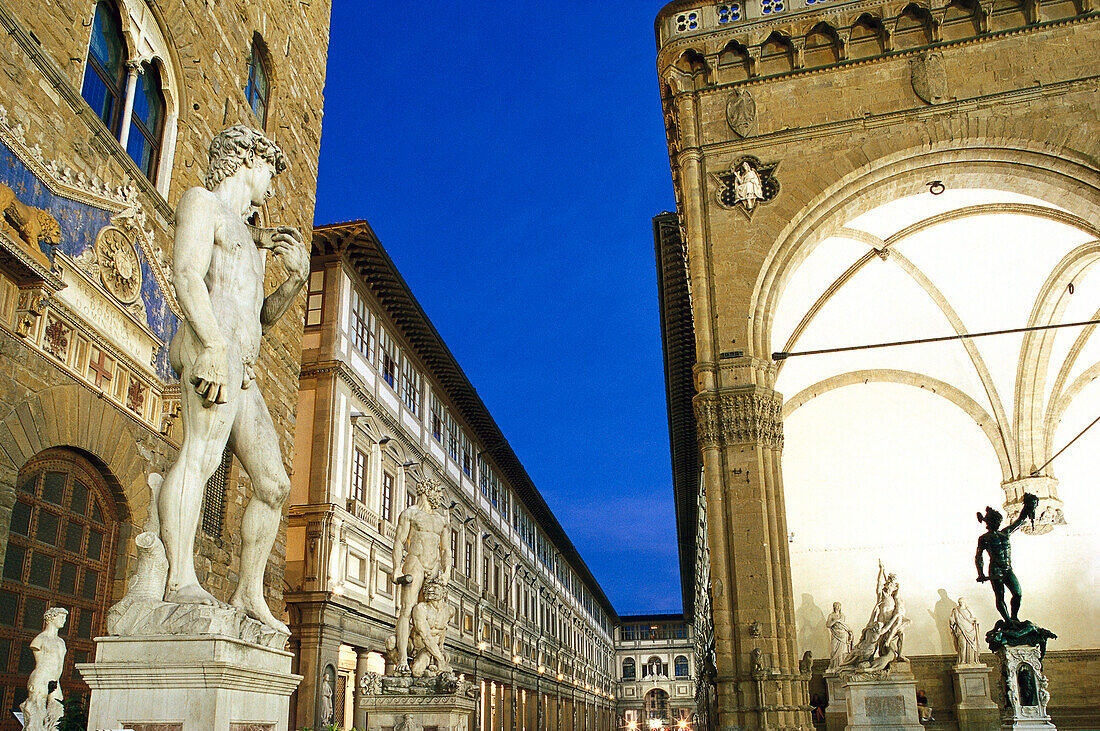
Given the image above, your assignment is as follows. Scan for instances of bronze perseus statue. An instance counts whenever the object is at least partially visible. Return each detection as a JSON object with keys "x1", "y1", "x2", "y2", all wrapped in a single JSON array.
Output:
[{"x1": 975, "y1": 493, "x2": 1038, "y2": 623}]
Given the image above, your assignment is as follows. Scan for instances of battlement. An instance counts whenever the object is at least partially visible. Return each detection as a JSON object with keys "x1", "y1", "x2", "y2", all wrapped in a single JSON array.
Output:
[{"x1": 655, "y1": 0, "x2": 1092, "y2": 88}]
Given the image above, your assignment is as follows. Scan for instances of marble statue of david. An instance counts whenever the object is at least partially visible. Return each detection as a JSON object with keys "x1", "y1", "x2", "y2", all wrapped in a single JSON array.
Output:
[{"x1": 158, "y1": 124, "x2": 308, "y2": 633}]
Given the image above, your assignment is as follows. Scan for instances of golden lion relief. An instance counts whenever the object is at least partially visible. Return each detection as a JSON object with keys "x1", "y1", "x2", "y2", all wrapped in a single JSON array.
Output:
[{"x1": 0, "y1": 182, "x2": 62, "y2": 249}]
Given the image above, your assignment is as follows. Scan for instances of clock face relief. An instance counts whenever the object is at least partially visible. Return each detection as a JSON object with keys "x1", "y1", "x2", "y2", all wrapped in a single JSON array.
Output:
[{"x1": 95, "y1": 226, "x2": 143, "y2": 304}]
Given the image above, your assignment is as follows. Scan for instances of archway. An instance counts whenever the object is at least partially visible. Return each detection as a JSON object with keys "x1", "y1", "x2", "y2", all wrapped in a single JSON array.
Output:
[
  {"x1": 644, "y1": 688, "x2": 670, "y2": 722},
  {"x1": 0, "y1": 448, "x2": 121, "y2": 725}
]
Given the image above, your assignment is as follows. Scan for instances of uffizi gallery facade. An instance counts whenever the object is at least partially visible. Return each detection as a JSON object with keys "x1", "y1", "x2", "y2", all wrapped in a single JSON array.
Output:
[{"x1": 0, "y1": 0, "x2": 1095, "y2": 730}]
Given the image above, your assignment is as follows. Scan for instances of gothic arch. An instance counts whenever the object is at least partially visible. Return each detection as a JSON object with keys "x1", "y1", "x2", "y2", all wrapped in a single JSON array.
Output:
[
  {"x1": 783, "y1": 369, "x2": 1013, "y2": 479},
  {"x1": 751, "y1": 137, "x2": 1100, "y2": 361}
]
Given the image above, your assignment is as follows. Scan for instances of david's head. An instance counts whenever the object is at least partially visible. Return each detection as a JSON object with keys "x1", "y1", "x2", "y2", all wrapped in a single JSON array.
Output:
[{"x1": 204, "y1": 124, "x2": 287, "y2": 200}]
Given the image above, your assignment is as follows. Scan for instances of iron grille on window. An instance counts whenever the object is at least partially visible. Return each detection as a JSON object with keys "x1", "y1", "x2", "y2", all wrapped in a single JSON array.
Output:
[{"x1": 201, "y1": 448, "x2": 232, "y2": 539}]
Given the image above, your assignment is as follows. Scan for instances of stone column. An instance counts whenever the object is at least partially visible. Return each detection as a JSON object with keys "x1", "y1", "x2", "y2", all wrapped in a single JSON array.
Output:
[
  {"x1": 694, "y1": 384, "x2": 809, "y2": 731},
  {"x1": 117, "y1": 60, "x2": 143, "y2": 150},
  {"x1": 353, "y1": 648, "x2": 372, "y2": 730}
]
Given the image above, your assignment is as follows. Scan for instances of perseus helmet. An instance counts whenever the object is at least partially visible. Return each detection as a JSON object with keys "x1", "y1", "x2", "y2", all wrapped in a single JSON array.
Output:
[{"x1": 977, "y1": 506, "x2": 1003, "y2": 528}]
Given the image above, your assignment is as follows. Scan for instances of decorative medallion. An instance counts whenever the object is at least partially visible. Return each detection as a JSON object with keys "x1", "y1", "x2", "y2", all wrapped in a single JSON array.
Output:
[
  {"x1": 95, "y1": 225, "x2": 143, "y2": 304},
  {"x1": 910, "y1": 51, "x2": 948, "y2": 105},
  {"x1": 725, "y1": 89, "x2": 757, "y2": 138},
  {"x1": 712, "y1": 156, "x2": 780, "y2": 219}
]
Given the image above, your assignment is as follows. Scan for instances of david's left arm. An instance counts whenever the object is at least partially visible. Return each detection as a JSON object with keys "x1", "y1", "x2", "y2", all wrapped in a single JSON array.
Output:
[{"x1": 260, "y1": 226, "x2": 310, "y2": 333}]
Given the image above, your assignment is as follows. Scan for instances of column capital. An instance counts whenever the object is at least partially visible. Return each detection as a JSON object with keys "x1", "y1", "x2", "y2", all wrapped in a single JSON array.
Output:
[{"x1": 694, "y1": 386, "x2": 783, "y2": 450}]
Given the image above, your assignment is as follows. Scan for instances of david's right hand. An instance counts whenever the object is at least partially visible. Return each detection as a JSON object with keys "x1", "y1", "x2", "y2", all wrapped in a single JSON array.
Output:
[{"x1": 191, "y1": 343, "x2": 229, "y2": 406}]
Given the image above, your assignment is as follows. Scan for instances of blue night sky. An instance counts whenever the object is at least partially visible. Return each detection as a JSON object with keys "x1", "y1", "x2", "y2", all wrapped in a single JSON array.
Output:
[{"x1": 312, "y1": 2, "x2": 681, "y2": 616}]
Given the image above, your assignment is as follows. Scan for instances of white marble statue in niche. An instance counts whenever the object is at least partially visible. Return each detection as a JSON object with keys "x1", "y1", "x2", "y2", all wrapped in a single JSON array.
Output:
[
  {"x1": 19, "y1": 607, "x2": 68, "y2": 731},
  {"x1": 825, "y1": 601, "x2": 853, "y2": 671},
  {"x1": 392, "y1": 477, "x2": 452, "y2": 675},
  {"x1": 733, "y1": 161, "x2": 764, "y2": 210},
  {"x1": 320, "y1": 666, "x2": 334, "y2": 726},
  {"x1": 949, "y1": 597, "x2": 982, "y2": 666},
  {"x1": 155, "y1": 124, "x2": 309, "y2": 633}
]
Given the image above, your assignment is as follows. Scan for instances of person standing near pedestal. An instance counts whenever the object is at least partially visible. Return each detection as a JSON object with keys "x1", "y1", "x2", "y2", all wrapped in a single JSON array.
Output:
[
  {"x1": 20, "y1": 607, "x2": 68, "y2": 731},
  {"x1": 158, "y1": 124, "x2": 309, "y2": 633}
]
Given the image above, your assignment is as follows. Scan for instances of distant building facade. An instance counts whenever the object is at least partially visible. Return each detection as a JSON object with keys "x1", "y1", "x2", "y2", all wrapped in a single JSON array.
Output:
[
  {"x1": 0, "y1": 0, "x2": 329, "y2": 723},
  {"x1": 614, "y1": 614, "x2": 696, "y2": 730},
  {"x1": 287, "y1": 220, "x2": 618, "y2": 730}
]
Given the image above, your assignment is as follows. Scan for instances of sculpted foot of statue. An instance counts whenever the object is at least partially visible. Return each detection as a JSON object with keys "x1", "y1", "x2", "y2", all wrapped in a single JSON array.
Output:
[
  {"x1": 230, "y1": 589, "x2": 289, "y2": 635},
  {"x1": 166, "y1": 582, "x2": 226, "y2": 607}
]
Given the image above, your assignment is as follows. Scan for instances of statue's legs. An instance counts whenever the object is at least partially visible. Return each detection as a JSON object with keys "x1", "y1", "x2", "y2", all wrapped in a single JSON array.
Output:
[
  {"x1": 394, "y1": 560, "x2": 424, "y2": 672},
  {"x1": 228, "y1": 385, "x2": 292, "y2": 633},
  {"x1": 1003, "y1": 571, "x2": 1023, "y2": 620},
  {"x1": 160, "y1": 371, "x2": 239, "y2": 604},
  {"x1": 990, "y1": 578, "x2": 1010, "y2": 622}
]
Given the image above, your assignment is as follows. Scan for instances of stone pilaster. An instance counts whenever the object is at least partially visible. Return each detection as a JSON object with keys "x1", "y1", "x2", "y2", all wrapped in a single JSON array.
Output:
[{"x1": 693, "y1": 385, "x2": 808, "y2": 731}]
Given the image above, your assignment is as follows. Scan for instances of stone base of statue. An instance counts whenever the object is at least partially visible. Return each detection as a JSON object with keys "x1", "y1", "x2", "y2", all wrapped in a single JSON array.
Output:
[
  {"x1": 841, "y1": 663, "x2": 923, "y2": 731},
  {"x1": 824, "y1": 672, "x2": 848, "y2": 731},
  {"x1": 994, "y1": 644, "x2": 1056, "y2": 731},
  {"x1": 355, "y1": 672, "x2": 477, "y2": 731},
  {"x1": 77, "y1": 635, "x2": 302, "y2": 731},
  {"x1": 952, "y1": 663, "x2": 1000, "y2": 731}
]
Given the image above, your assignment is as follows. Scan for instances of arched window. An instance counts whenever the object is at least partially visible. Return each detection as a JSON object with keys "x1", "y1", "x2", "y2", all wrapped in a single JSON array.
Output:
[
  {"x1": 622, "y1": 657, "x2": 635, "y2": 679},
  {"x1": 81, "y1": 0, "x2": 128, "y2": 135},
  {"x1": 674, "y1": 655, "x2": 689, "y2": 677},
  {"x1": 0, "y1": 449, "x2": 120, "y2": 714},
  {"x1": 246, "y1": 38, "x2": 271, "y2": 127},
  {"x1": 124, "y1": 60, "x2": 166, "y2": 180},
  {"x1": 80, "y1": 0, "x2": 179, "y2": 192}
]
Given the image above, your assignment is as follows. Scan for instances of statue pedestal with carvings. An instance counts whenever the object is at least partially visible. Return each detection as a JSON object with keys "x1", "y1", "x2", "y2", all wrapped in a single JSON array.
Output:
[
  {"x1": 952, "y1": 663, "x2": 999, "y2": 731},
  {"x1": 78, "y1": 634, "x2": 301, "y2": 731},
  {"x1": 994, "y1": 644, "x2": 1056, "y2": 730},
  {"x1": 841, "y1": 663, "x2": 923, "y2": 731},
  {"x1": 987, "y1": 620, "x2": 1057, "y2": 730},
  {"x1": 355, "y1": 673, "x2": 477, "y2": 731}
]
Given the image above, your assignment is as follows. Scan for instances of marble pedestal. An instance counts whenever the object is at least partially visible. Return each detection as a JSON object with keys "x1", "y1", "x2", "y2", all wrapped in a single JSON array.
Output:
[
  {"x1": 824, "y1": 673, "x2": 848, "y2": 731},
  {"x1": 77, "y1": 635, "x2": 302, "y2": 731},
  {"x1": 952, "y1": 664, "x2": 1000, "y2": 731},
  {"x1": 997, "y1": 645, "x2": 1055, "y2": 731},
  {"x1": 842, "y1": 665, "x2": 923, "y2": 731},
  {"x1": 355, "y1": 674, "x2": 476, "y2": 731}
]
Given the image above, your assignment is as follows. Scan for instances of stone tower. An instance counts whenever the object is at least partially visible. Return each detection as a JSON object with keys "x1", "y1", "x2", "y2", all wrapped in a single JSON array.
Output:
[{"x1": 653, "y1": 0, "x2": 1100, "y2": 729}]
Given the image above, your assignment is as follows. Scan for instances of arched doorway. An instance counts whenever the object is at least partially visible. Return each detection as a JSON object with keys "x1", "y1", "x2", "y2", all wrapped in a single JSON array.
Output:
[
  {"x1": 644, "y1": 688, "x2": 669, "y2": 723},
  {"x1": 0, "y1": 448, "x2": 121, "y2": 723}
]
